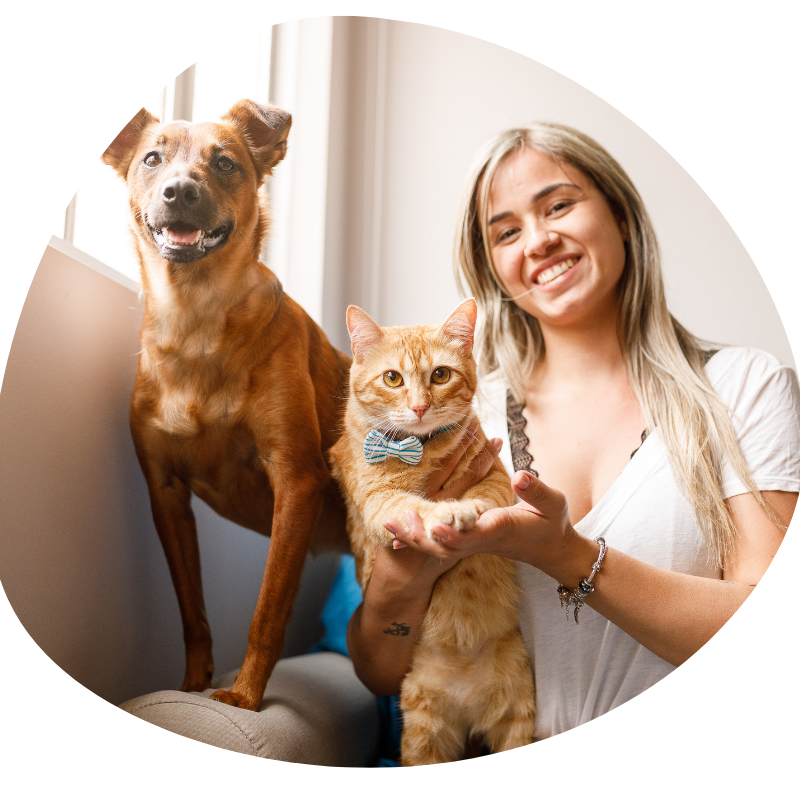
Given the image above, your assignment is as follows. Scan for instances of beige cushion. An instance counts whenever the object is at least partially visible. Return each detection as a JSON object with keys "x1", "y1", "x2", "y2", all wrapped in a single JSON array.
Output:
[{"x1": 120, "y1": 652, "x2": 379, "y2": 766}]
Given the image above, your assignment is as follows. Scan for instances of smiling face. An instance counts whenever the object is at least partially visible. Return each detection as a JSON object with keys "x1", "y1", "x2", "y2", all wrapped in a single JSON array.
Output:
[{"x1": 486, "y1": 146, "x2": 628, "y2": 331}]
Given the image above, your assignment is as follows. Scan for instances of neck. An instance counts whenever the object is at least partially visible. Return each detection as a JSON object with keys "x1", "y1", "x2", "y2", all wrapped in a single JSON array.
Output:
[{"x1": 532, "y1": 302, "x2": 627, "y2": 390}]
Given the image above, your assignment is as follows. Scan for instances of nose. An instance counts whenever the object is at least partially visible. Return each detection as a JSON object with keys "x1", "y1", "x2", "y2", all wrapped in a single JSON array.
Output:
[
  {"x1": 523, "y1": 224, "x2": 560, "y2": 258},
  {"x1": 411, "y1": 404, "x2": 429, "y2": 421},
  {"x1": 161, "y1": 176, "x2": 201, "y2": 207}
]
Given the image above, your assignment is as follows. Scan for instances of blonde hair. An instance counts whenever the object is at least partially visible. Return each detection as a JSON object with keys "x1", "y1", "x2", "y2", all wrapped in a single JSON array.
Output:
[{"x1": 455, "y1": 122, "x2": 776, "y2": 567}]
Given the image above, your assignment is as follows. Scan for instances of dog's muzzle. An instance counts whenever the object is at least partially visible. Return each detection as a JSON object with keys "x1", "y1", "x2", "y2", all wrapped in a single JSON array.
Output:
[{"x1": 145, "y1": 175, "x2": 232, "y2": 263}]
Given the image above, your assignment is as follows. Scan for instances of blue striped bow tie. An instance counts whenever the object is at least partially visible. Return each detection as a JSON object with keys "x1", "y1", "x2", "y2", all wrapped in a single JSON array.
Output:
[{"x1": 363, "y1": 430, "x2": 424, "y2": 465}]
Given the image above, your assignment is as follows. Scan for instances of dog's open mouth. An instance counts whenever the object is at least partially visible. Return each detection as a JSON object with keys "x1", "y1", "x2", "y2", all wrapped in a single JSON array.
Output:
[{"x1": 147, "y1": 219, "x2": 231, "y2": 263}]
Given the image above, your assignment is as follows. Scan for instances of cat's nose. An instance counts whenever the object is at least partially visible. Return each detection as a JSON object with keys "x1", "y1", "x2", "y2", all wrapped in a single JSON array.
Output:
[{"x1": 411, "y1": 404, "x2": 429, "y2": 420}]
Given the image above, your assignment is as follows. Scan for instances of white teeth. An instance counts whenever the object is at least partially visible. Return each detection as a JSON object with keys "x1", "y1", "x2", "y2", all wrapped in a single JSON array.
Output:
[
  {"x1": 536, "y1": 258, "x2": 575, "y2": 285},
  {"x1": 203, "y1": 230, "x2": 225, "y2": 247}
]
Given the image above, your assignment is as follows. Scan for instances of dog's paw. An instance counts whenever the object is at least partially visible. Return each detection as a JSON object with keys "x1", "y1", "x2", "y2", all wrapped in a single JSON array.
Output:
[
  {"x1": 209, "y1": 689, "x2": 260, "y2": 711},
  {"x1": 422, "y1": 500, "x2": 479, "y2": 538},
  {"x1": 181, "y1": 662, "x2": 214, "y2": 693}
]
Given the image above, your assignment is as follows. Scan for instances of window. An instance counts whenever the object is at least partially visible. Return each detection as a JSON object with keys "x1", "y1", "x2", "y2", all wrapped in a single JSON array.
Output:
[
  {"x1": 57, "y1": 32, "x2": 273, "y2": 284},
  {"x1": 52, "y1": 19, "x2": 339, "y2": 332}
]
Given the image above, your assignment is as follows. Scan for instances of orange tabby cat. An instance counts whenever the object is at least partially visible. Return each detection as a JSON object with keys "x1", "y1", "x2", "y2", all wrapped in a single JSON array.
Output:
[{"x1": 329, "y1": 299, "x2": 535, "y2": 765}]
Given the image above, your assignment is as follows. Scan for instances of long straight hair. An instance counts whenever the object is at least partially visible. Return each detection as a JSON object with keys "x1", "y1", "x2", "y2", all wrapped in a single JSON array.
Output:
[{"x1": 455, "y1": 123, "x2": 776, "y2": 567}]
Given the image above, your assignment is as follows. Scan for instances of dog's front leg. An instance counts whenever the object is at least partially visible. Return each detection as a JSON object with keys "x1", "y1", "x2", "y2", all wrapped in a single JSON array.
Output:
[
  {"x1": 147, "y1": 474, "x2": 215, "y2": 692},
  {"x1": 210, "y1": 450, "x2": 328, "y2": 710}
]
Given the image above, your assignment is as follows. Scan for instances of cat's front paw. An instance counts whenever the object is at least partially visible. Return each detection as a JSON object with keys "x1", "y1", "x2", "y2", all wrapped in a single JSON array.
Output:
[{"x1": 422, "y1": 500, "x2": 479, "y2": 539}]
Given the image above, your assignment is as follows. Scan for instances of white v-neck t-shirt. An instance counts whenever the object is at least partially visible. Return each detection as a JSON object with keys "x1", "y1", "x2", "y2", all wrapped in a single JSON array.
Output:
[{"x1": 474, "y1": 347, "x2": 800, "y2": 741}]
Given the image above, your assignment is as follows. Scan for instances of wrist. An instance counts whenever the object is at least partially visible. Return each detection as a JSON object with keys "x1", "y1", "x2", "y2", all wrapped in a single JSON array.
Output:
[
  {"x1": 364, "y1": 561, "x2": 437, "y2": 613},
  {"x1": 535, "y1": 526, "x2": 601, "y2": 588}
]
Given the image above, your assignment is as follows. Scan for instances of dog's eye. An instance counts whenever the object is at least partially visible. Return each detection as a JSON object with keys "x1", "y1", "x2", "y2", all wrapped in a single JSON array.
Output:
[
  {"x1": 143, "y1": 152, "x2": 161, "y2": 168},
  {"x1": 431, "y1": 367, "x2": 451, "y2": 385},
  {"x1": 383, "y1": 371, "x2": 404, "y2": 388},
  {"x1": 216, "y1": 157, "x2": 235, "y2": 172}
]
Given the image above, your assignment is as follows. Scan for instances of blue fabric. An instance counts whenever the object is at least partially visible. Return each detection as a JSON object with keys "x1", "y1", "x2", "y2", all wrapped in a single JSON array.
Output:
[
  {"x1": 308, "y1": 555, "x2": 363, "y2": 657},
  {"x1": 308, "y1": 555, "x2": 403, "y2": 766}
]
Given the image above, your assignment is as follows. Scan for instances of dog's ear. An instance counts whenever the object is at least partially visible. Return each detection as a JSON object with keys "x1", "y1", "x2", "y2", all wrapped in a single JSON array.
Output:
[
  {"x1": 101, "y1": 108, "x2": 159, "y2": 180},
  {"x1": 346, "y1": 306, "x2": 383, "y2": 363},
  {"x1": 222, "y1": 100, "x2": 292, "y2": 178}
]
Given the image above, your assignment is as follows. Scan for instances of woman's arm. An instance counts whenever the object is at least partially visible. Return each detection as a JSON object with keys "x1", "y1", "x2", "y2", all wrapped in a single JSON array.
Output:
[
  {"x1": 346, "y1": 544, "x2": 457, "y2": 696},
  {"x1": 392, "y1": 470, "x2": 795, "y2": 667}
]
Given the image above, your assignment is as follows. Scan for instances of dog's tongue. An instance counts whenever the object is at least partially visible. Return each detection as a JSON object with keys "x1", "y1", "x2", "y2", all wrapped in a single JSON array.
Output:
[{"x1": 166, "y1": 228, "x2": 201, "y2": 245}]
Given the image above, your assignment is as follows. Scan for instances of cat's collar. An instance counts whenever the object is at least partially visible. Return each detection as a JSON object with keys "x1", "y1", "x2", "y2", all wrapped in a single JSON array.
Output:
[{"x1": 363, "y1": 425, "x2": 455, "y2": 466}]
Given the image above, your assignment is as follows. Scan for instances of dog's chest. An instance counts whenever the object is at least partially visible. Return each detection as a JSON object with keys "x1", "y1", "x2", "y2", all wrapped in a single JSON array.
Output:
[
  {"x1": 143, "y1": 349, "x2": 249, "y2": 436},
  {"x1": 155, "y1": 385, "x2": 246, "y2": 435}
]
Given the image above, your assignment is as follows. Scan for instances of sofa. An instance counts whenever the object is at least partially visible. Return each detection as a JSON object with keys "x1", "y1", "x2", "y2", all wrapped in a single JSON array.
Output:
[{"x1": 119, "y1": 556, "x2": 392, "y2": 767}]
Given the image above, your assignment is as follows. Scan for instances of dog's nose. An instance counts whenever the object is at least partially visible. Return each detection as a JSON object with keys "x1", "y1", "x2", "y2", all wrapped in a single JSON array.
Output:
[{"x1": 161, "y1": 177, "x2": 201, "y2": 206}]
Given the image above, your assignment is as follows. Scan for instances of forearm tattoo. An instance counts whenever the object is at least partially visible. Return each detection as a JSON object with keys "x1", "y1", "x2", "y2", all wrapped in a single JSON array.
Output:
[{"x1": 383, "y1": 622, "x2": 411, "y2": 636}]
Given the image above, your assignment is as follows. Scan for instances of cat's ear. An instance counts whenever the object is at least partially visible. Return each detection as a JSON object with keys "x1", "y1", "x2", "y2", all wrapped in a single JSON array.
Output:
[
  {"x1": 346, "y1": 305, "x2": 383, "y2": 362},
  {"x1": 438, "y1": 299, "x2": 477, "y2": 355}
]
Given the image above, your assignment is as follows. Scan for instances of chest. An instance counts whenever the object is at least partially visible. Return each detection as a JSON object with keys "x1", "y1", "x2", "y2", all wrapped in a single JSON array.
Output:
[{"x1": 516, "y1": 387, "x2": 645, "y2": 524}]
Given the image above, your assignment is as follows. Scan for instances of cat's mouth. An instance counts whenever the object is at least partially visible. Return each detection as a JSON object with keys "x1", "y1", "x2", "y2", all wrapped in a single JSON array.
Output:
[{"x1": 395, "y1": 417, "x2": 455, "y2": 440}]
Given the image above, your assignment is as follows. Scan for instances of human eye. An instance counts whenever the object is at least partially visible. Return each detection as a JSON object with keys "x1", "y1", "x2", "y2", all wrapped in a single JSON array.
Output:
[
  {"x1": 548, "y1": 200, "x2": 574, "y2": 216},
  {"x1": 494, "y1": 226, "x2": 519, "y2": 245}
]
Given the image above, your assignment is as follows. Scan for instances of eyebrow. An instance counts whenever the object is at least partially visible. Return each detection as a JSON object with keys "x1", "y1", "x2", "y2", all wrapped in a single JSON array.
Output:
[{"x1": 488, "y1": 182, "x2": 580, "y2": 225}]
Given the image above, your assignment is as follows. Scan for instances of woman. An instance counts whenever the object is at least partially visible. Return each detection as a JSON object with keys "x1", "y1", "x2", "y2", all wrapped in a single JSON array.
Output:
[{"x1": 345, "y1": 123, "x2": 800, "y2": 742}]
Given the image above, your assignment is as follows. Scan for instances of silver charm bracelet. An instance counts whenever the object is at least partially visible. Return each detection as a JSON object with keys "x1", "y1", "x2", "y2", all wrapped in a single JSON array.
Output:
[{"x1": 557, "y1": 537, "x2": 607, "y2": 624}]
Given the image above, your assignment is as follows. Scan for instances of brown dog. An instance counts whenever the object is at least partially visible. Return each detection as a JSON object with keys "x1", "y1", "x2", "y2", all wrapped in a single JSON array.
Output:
[{"x1": 102, "y1": 100, "x2": 351, "y2": 710}]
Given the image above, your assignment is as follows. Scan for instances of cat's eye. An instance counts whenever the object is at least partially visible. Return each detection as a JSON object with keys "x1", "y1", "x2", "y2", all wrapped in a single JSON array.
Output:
[
  {"x1": 431, "y1": 367, "x2": 451, "y2": 384},
  {"x1": 383, "y1": 371, "x2": 404, "y2": 387}
]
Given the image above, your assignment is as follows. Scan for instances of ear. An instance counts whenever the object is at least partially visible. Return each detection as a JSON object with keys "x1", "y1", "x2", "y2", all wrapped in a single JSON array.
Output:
[
  {"x1": 222, "y1": 99, "x2": 292, "y2": 178},
  {"x1": 438, "y1": 299, "x2": 477, "y2": 355},
  {"x1": 346, "y1": 306, "x2": 383, "y2": 363},
  {"x1": 101, "y1": 108, "x2": 159, "y2": 180}
]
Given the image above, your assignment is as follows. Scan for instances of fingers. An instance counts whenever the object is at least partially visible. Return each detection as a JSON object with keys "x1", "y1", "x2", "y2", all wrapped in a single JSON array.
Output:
[
  {"x1": 438, "y1": 438, "x2": 502, "y2": 500},
  {"x1": 423, "y1": 418, "x2": 480, "y2": 497},
  {"x1": 383, "y1": 517, "x2": 408, "y2": 548},
  {"x1": 385, "y1": 511, "x2": 455, "y2": 559},
  {"x1": 512, "y1": 470, "x2": 568, "y2": 517}
]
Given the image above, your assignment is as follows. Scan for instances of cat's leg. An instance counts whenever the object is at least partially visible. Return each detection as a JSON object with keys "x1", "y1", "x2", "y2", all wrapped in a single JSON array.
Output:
[
  {"x1": 482, "y1": 701, "x2": 535, "y2": 754},
  {"x1": 362, "y1": 491, "x2": 483, "y2": 543},
  {"x1": 456, "y1": 462, "x2": 516, "y2": 518},
  {"x1": 477, "y1": 633, "x2": 536, "y2": 753},
  {"x1": 399, "y1": 683, "x2": 467, "y2": 766}
]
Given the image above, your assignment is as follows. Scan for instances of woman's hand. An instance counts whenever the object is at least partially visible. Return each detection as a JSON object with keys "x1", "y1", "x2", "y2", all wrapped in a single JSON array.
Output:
[
  {"x1": 390, "y1": 421, "x2": 503, "y2": 549},
  {"x1": 422, "y1": 419, "x2": 504, "y2": 501},
  {"x1": 391, "y1": 470, "x2": 585, "y2": 577}
]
